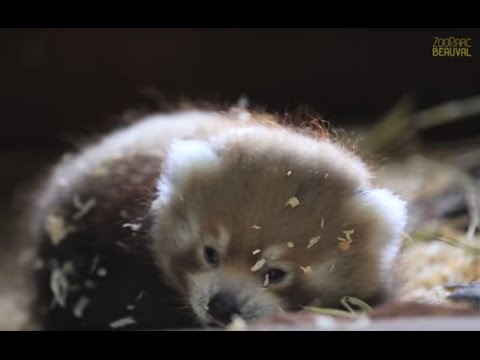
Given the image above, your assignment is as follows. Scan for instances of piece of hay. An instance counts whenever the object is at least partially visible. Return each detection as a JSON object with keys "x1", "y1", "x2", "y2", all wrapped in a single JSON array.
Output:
[
  {"x1": 303, "y1": 306, "x2": 356, "y2": 318},
  {"x1": 340, "y1": 296, "x2": 373, "y2": 315},
  {"x1": 304, "y1": 296, "x2": 372, "y2": 318}
]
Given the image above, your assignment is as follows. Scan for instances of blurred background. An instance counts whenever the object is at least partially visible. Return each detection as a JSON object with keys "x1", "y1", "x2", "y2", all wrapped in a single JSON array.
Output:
[
  {"x1": 1, "y1": 28, "x2": 479, "y2": 209},
  {"x1": 1, "y1": 28, "x2": 480, "y2": 329}
]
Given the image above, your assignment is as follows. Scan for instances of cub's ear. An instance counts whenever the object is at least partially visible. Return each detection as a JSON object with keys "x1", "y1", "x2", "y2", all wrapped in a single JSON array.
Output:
[
  {"x1": 351, "y1": 188, "x2": 408, "y2": 268},
  {"x1": 153, "y1": 139, "x2": 222, "y2": 208}
]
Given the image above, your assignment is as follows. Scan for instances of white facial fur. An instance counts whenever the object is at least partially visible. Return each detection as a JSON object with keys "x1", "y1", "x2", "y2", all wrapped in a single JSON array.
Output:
[{"x1": 187, "y1": 270, "x2": 285, "y2": 325}]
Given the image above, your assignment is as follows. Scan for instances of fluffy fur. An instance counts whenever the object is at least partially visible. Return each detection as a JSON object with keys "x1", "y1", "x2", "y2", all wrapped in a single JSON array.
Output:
[{"x1": 29, "y1": 108, "x2": 407, "y2": 330}]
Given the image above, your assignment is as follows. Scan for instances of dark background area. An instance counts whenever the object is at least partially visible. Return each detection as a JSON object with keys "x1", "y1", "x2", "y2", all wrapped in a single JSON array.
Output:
[{"x1": 1, "y1": 28, "x2": 479, "y2": 220}]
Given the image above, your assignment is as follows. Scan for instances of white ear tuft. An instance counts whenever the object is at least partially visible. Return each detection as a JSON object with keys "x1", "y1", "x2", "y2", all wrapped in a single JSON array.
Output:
[
  {"x1": 360, "y1": 189, "x2": 407, "y2": 235},
  {"x1": 357, "y1": 188, "x2": 408, "y2": 268},
  {"x1": 152, "y1": 139, "x2": 221, "y2": 210},
  {"x1": 161, "y1": 139, "x2": 221, "y2": 185}
]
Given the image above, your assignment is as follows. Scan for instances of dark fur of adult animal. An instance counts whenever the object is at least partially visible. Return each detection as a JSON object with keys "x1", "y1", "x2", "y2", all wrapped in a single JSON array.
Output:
[{"x1": 33, "y1": 156, "x2": 198, "y2": 330}]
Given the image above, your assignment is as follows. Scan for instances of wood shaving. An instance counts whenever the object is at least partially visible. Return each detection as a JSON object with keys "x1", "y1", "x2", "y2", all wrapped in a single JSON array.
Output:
[
  {"x1": 342, "y1": 229, "x2": 355, "y2": 242},
  {"x1": 97, "y1": 268, "x2": 107, "y2": 277},
  {"x1": 116, "y1": 242, "x2": 129, "y2": 250},
  {"x1": 285, "y1": 197, "x2": 300, "y2": 208},
  {"x1": 300, "y1": 266, "x2": 312, "y2": 274},
  {"x1": 134, "y1": 291, "x2": 145, "y2": 302},
  {"x1": 287, "y1": 242, "x2": 295, "y2": 248},
  {"x1": 109, "y1": 316, "x2": 136, "y2": 329},
  {"x1": 263, "y1": 273, "x2": 270, "y2": 287},
  {"x1": 62, "y1": 261, "x2": 75, "y2": 275},
  {"x1": 50, "y1": 267, "x2": 70, "y2": 308},
  {"x1": 252, "y1": 249, "x2": 261, "y2": 255},
  {"x1": 73, "y1": 296, "x2": 90, "y2": 318},
  {"x1": 338, "y1": 230, "x2": 354, "y2": 252},
  {"x1": 122, "y1": 223, "x2": 142, "y2": 232},
  {"x1": 45, "y1": 214, "x2": 76, "y2": 246},
  {"x1": 251, "y1": 225, "x2": 262, "y2": 230},
  {"x1": 321, "y1": 218, "x2": 325, "y2": 229},
  {"x1": 89, "y1": 255, "x2": 101, "y2": 275},
  {"x1": 307, "y1": 236, "x2": 321, "y2": 249},
  {"x1": 338, "y1": 241, "x2": 351, "y2": 252},
  {"x1": 72, "y1": 194, "x2": 83, "y2": 209},
  {"x1": 324, "y1": 173, "x2": 329, "y2": 178},
  {"x1": 286, "y1": 171, "x2": 292, "y2": 176},
  {"x1": 72, "y1": 195, "x2": 97, "y2": 221},
  {"x1": 251, "y1": 258, "x2": 266, "y2": 272}
]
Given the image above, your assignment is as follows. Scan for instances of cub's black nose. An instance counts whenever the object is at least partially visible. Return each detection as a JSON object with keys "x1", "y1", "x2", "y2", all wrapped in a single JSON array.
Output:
[{"x1": 208, "y1": 292, "x2": 240, "y2": 324}]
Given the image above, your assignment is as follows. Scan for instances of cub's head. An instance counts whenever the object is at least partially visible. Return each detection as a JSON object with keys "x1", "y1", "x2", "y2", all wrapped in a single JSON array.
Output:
[{"x1": 150, "y1": 123, "x2": 407, "y2": 326}]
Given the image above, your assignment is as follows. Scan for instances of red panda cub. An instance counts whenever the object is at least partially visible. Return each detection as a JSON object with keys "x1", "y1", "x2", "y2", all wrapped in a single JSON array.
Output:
[{"x1": 30, "y1": 108, "x2": 407, "y2": 330}]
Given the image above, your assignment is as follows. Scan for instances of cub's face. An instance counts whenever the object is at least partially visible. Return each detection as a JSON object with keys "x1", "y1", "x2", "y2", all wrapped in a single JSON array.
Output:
[{"x1": 150, "y1": 127, "x2": 407, "y2": 326}]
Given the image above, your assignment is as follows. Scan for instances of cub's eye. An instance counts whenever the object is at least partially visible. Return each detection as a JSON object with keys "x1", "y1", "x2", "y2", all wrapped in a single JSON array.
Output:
[
  {"x1": 267, "y1": 269, "x2": 287, "y2": 283},
  {"x1": 204, "y1": 246, "x2": 220, "y2": 267}
]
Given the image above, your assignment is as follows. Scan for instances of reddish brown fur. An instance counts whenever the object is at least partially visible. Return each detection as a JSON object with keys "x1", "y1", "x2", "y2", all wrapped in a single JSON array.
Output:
[{"x1": 27, "y1": 108, "x2": 406, "y2": 329}]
